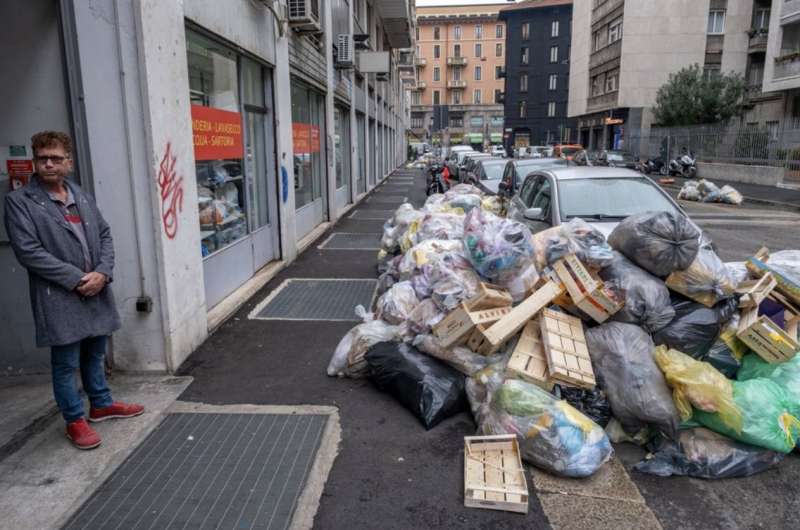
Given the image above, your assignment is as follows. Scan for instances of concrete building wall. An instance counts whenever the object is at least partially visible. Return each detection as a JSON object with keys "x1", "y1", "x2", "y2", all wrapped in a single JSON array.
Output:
[
  {"x1": 764, "y1": 1, "x2": 800, "y2": 92},
  {"x1": 721, "y1": 0, "x2": 754, "y2": 76},
  {"x1": 567, "y1": 0, "x2": 591, "y2": 118}
]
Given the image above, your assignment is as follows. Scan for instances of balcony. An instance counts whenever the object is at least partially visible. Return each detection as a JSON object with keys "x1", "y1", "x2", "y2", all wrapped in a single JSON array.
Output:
[
  {"x1": 774, "y1": 52, "x2": 800, "y2": 80},
  {"x1": 413, "y1": 81, "x2": 427, "y2": 90},
  {"x1": 447, "y1": 80, "x2": 467, "y2": 89},
  {"x1": 749, "y1": 30, "x2": 769, "y2": 53},
  {"x1": 372, "y1": 0, "x2": 413, "y2": 48},
  {"x1": 447, "y1": 56, "x2": 467, "y2": 67},
  {"x1": 415, "y1": 57, "x2": 427, "y2": 67}
]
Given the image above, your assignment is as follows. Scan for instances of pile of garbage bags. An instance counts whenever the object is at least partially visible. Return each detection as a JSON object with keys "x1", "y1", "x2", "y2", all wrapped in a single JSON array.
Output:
[
  {"x1": 328, "y1": 188, "x2": 800, "y2": 481},
  {"x1": 678, "y1": 179, "x2": 743, "y2": 205}
]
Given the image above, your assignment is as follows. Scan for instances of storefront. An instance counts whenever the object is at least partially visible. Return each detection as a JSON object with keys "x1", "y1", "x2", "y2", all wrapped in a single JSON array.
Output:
[
  {"x1": 356, "y1": 112, "x2": 367, "y2": 195},
  {"x1": 187, "y1": 28, "x2": 280, "y2": 310},
  {"x1": 490, "y1": 133, "x2": 503, "y2": 145},
  {"x1": 291, "y1": 79, "x2": 328, "y2": 240},
  {"x1": 369, "y1": 118, "x2": 376, "y2": 186},
  {"x1": 333, "y1": 105, "x2": 352, "y2": 212},
  {"x1": 468, "y1": 133, "x2": 484, "y2": 151}
]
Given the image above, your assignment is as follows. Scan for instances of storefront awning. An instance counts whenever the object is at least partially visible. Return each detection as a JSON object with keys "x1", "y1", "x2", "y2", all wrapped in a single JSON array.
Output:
[
  {"x1": 490, "y1": 133, "x2": 503, "y2": 143},
  {"x1": 468, "y1": 133, "x2": 484, "y2": 143},
  {"x1": 450, "y1": 134, "x2": 464, "y2": 143}
]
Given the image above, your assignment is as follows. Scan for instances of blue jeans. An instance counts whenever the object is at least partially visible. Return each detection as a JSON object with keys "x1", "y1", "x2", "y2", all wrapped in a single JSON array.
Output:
[{"x1": 51, "y1": 336, "x2": 113, "y2": 423}]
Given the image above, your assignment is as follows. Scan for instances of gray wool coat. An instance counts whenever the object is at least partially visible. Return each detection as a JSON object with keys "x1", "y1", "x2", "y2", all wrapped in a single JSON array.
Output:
[{"x1": 4, "y1": 176, "x2": 121, "y2": 347}]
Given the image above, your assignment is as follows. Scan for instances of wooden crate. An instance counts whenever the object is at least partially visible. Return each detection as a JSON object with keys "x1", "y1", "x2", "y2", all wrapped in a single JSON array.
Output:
[
  {"x1": 540, "y1": 308, "x2": 596, "y2": 389},
  {"x1": 464, "y1": 435, "x2": 529, "y2": 514},
  {"x1": 466, "y1": 283, "x2": 513, "y2": 311},
  {"x1": 433, "y1": 304, "x2": 512, "y2": 348},
  {"x1": 738, "y1": 273, "x2": 777, "y2": 310},
  {"x1": 737, "y1": 307, "x2": 799, "y2": 364},
  {"x1": 747, "y1": 247, "x2": 800, "y2": 306},
  {"x1": 472, "y1": 281, "x2": 564, "y2": 355},
  {"x1": 506, "y1": 320, "x2": 553, "y2": 390},
  {"x1": 552, "y1": 255, "x2": 623, "y2": 324}
]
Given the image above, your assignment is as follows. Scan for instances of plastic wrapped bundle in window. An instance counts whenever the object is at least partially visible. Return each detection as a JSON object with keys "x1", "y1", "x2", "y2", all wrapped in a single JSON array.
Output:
[{"x1": 608, "y1": 211, "x2": 701, "y2": 277}]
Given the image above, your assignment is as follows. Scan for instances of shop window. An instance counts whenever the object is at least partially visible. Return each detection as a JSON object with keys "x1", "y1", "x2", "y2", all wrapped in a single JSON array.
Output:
[
  {"x1": 470, "y1": 116, "x2": 484, "y2": 128},
  {"x1": 491, "y1": 115, "x2": 504, "y2": 127},
  {"x1": 291, "y1": 80, "x2": 326, "y2": 209},
  {"x1": 334, "y1": 106, "x2": 350, "y2": 190}
]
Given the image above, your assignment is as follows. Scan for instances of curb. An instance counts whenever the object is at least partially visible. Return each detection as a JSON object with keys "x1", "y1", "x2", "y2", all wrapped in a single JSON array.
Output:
[{"x1": 660, "y1": 183, "x2": 800, "y2": 212}]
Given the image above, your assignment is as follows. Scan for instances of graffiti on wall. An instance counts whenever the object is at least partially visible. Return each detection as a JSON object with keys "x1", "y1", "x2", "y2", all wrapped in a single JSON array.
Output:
[{"x1": 157, "y1": 142, "x2": 184, "y2": 239}]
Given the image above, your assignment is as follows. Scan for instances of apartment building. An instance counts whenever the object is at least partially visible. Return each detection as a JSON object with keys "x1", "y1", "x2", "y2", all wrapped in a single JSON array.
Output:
[
  {"x1": 411, "y1": 4, "x2": 506, "y2": 150},
  {"x1": 0, "y1": 0, "x2": 413, "y2": 375},
  {"x1": 569, "y1": 0, "x2": 779, "y2": 154},
  {"x1": 763, "y1": 0, "x2": 800, "y2": 128},
  {"x1": 499, "y1": 0, "x2": 576, "y2": 150}
]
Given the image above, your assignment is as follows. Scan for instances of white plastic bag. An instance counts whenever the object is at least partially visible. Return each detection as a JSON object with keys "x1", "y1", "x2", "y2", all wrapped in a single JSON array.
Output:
[
  {"x1": 375, "y1": 281, "x2": 419, "y2": 325},
  {"x1": 327, "y1": 306, "x2": 405, "y2": 378}
]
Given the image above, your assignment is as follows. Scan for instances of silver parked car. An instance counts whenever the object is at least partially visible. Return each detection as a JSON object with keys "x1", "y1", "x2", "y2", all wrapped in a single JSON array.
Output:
[
  {"x1": 466, "y1": 158, "x2": 506, "y2": 194},
  {"x1": 507, "y1": 166, "x2": 701, "y2": 238},
  {"x1": 497, "y1": 158, "x2": 569, "y2": 196}
]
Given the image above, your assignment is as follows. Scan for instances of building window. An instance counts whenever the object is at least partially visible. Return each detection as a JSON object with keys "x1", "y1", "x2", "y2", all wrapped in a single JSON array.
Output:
[
  {"x1": 767, "y1": 120, "x2": 780, "y2": 141},
  {"x1": 755, "y1": 8, "x2": 771, "y2": 30},
  {"x1": 475, "y1": 66, "x2": 482, "y2": 80},
  {"x1": 433, "y1": 90, "x2": 440, "y2": 105},
  {"x1": 547, "y1": 102, "x2": 556, "y2": 117},
  {"x1": 475, "y1": 24, "x2": 483, "y2": 39},
  {"x1": 495, "y1": 65, "x2": 502, "y2": 79},
  {"x1": 433, "y1": 66, "x2": 440, "y2": 81},
  {"x1": 475, "y1": 43, "x2": 482, "y2": 57},
  {"x1": 474, "y1": 89, "x2": 482, "y2": 104},
  {"x1": 454, "y1": 44, "x2": 461, "y2": 57},
  {"x1": 496, "y1": 43, "x2": 502, "y2": 57},
  {"x1": 593, "y1": 30, "x2": 603, "y2": 51},
  {"x1": 471, "y1": 116, "x2": 484, "y2": 128},
  {"x1": 453, "y1": 67, "x2": 461, "y2": 81},
  {"x1": 452, "y1": 91, "x2": 462, "y2": 104},
  {"x1": 434, "y1": 45, "x2": 440, "y2": 59},
  {"x1": 550, "y1": 46, "x2": 558, "y2": 63},
  {"x1": 520, "y1": 73, "x2": 528, "y2": 92},
  {"x1": 521, "y1": 47, "x2": 529, "y2": 65},
  {"x1": 605, "y1": 71, "x2": 618, "y2": 93},
  {"x1": 552, "y1": 20, "x2": 559, "y2": 38},
  {"x1": 454, "y1": 25, "x2": 462, "y2": 40},
  {"x1": 703, "y1": 64, "x2": 721, "y2": 79},
  {"x1": 434, "y1": 26, "x2": 440, "y2": 40},
  {"x1": 549, "y1": 74, "x2": 557, "y2": 91},
  {"x1": 411, "y1": 92, "x2": 421, "y2": 105},
  {"x1": 494, "y1": 89, "x2": 502, "y2": 103},
  {"x1": 522, "y1": 22, "x2": 530, "y2": 40},
  {"x1": 608, "y1": 18, "x2": 623, "y2": 44},
  {"x1": 450, "y1": 115, "x2": 463, "y2": 128},
  {"x1": 416, "y1": 26, "x2": 420, "y2": 41},
  {"x1": 411, "y1": 115, "x2": 424, "y2": 128},
  {"x1": 708, "y1": 10, "x2": 725, "y2": 35},
  {"x1": 519, "y1": 101, "x2": 527, "y2": 119},
  {"x1": 591, "y1": 74, "x2": 604, "y2": 96},
  {"x1": 491, "y1": 115, "x2": 504, "y2": 127}
]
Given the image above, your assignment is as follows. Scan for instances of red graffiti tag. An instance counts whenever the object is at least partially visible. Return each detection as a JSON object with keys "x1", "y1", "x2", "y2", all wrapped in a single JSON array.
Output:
[{"x1": 157, "y1": 142, "x2": 184, "y2": 239}]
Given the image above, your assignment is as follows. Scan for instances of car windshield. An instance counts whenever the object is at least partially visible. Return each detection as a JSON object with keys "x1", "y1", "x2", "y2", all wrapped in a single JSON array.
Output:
[
  {"x1": 481, "y1": 163, "x2": 505, "y2": 180},
  {"x1": 558, "y1": 177, "x2": 680, "y2": 220}
]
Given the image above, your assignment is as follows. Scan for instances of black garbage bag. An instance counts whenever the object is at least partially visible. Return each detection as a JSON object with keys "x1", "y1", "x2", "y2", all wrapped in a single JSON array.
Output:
[
  {"x1": 586, "y1": 322, "x2": 680, "y2": 438},
  {"x1": 366, "y1": 341, "x2": 467, "y2": 430},
  {"x1": 553, "y1": 385, "x2": 613, "y2": 428},
  {"x1": 608, "y1": 211, "x2": 700, "y2": 277},
  {"x1": 652, "y1": 294, "x2": 738, "y2": 359},
  {"x1": 634, "y1": 428, "x2": 784, "y2": 479},
  {"x1": 599, "y1": 251, "x2": 675, "y2": 333}
]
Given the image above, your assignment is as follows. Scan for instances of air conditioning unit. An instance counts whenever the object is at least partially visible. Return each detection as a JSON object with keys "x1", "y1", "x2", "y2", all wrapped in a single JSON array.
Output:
[
  {"x1": 336, "y1": 34, "x2": 354, "y2": 68},
  {"x1": 288, "y1": 0, "x2": 321, "y2": 34}
]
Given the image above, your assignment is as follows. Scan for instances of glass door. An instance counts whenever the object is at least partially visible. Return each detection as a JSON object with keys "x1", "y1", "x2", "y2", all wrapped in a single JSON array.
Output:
[
  {"x1": 356, "y1": 113, "x2": 366, "y2": 194},
  {"x1": 333, "y1": 106, "x2": 351, "y2": 211}
]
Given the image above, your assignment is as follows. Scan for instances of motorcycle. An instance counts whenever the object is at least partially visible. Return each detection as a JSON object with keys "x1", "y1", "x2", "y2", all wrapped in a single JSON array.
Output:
[
  {"x1": 426, "y1": 163, "x2": 449, "y2": 196},
  {"x1": 639, "y1": 157, "x2": 668, "y2": 176},
  {"x1": 668, "y1": 151, "x2": 697, "y2": 178}
]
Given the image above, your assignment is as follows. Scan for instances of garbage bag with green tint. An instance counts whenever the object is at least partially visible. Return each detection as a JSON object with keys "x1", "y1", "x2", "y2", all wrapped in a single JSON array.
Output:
[{"x1": 738, "y1": 354, "x2": 800, "y2": 419}]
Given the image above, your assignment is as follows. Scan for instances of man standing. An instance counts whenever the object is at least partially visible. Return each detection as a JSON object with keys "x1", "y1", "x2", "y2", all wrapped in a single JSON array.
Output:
[{"x1": 4, "y1": 131, "x2": 144, "y2": 450}]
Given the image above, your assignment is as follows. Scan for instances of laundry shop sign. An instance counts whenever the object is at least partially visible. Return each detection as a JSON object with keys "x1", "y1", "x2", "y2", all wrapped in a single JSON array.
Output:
[{"x1": 191, "y1": 105, "x2": 244, "y2": 161}]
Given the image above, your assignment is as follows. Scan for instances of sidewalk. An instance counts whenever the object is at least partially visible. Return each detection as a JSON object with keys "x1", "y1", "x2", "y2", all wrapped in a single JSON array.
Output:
[{"x1": 664, "y1": 176, "x2": 800, "y2": 210}]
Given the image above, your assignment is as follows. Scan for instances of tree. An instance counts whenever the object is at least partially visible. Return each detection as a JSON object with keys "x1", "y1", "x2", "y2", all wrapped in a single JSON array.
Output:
[{"x1": 652, "y1": 64, "x2": 746, "y2": 126}]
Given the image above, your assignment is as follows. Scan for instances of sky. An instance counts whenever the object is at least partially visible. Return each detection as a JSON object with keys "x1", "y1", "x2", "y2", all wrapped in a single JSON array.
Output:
[{"x1": 415, "y1": 0, "x2": 518, "y2": 6}]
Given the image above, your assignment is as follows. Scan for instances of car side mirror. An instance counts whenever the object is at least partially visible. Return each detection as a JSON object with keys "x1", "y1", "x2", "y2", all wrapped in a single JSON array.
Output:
[{"x1": 523, "y1": 207, "x2": 545, "y2": 221}]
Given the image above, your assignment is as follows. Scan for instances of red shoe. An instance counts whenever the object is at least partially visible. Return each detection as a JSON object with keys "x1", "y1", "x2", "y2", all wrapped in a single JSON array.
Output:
[
  {"x1": 66, "y1": 418, "x2": 101, "y2": 450},
  {"x1": 88, "y1": 402, "x2": 145, "y2": 423}
]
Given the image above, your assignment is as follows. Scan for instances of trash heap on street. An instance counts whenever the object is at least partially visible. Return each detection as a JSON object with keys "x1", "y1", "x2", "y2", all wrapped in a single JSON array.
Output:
[
  {"x1": 678, "y1": 179, "x2": 744, "y2": 205},
  {"x1": 327, "y1": 183, "x2": 800, "y2": 511}
]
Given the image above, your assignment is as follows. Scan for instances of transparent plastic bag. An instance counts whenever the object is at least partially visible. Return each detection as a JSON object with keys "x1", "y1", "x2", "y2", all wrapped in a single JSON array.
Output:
[
  {"x1": 666, "y1": 246, "x2": 737, "y2": 308},
  {"x1": 725, "y1": 261, "x2": 749, "y2": 288},
  {"x1": 375, "y1": 281, "x2": 419, "y2": 325},
  {"x1": 406, "y1": 299, "x2": 445, "y2": 335},
  {"x1": 653, "y1": 345, "x2": 743, "y2": 433},
  {"x1": 677, "y1": 181, "x2": 701, "y2": 201},
  {"x1": 496, "y1": 262, "x2": 540, "y2": 303},
  {"x1": 608, "y1": 211, "x2": 701, "y2": 277},
  {"x1": 599, "y1": 251, "x2": 675, "y2": 333},
  {"x1": 462, "y1": 207, "x2": 537, "y2": 281},
  {"x1": 327, "y1": 307, "x2": 406, "y2": 378},
  {"x1": 413, "y1": 334, "x2": 501, "y2": 376},
  {"x1": 545, "y1": 218, "x2": 614, "y2": 269},
  {"x1": 445, "y1": 183, "x2": 483, "y2": 197},
  {"x1": 414, "y1": 213, "x2": 465, "y2": 245},
  {"x1": 634, "y1": 427, "x2": 784, "y2": 479},
  {"x1": 718, "y1": 185, "x2": 743, "y2": 205},
  {"x1": 481, "y1": 195, "x2": 505, "y2": 216},
  {"x1": 446, "y1": 194, "x2": 482, "y2": 214},
  {"x1": 476, "y1": 379, "x2": 613, "y2": 477},
  {"x1": 586, "y1": 323, "x2": 680, "y2": 438}
]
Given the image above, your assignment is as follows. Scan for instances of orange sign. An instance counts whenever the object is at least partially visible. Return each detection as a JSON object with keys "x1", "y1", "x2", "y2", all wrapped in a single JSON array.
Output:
[
  {"x1": 7, "y1": 159, "x2": 33, "y2": 191},
  {"x1": 292, "y1": 123, "x2": 321, "y2": 155},
  {"x1": 191, "y1": 105, "x2": 244, "y2": 161}
]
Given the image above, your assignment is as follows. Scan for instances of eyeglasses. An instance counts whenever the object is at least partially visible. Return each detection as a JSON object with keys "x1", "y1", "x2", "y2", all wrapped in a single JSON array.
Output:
[{"x1": 34, "y1": 155, "x2": 70, "y2": 164}]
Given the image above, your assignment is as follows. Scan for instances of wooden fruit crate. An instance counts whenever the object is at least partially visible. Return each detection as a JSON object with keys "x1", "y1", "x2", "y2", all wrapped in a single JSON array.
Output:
[
  {"x1": 433, "y1": 304, "x2": 512, "y2": 348},
  {"x1": 540, "y1": 308, "x2": 596, "y2": 389},
  {"x1": 464, "y1": 435, "x2": 529, "y2": 514},
  {"x1": 737, "y1": 307, "x2": 799, "y2": 364},
  {"x1": 552, "y1": 254, "x2": 623, "y2": 324},
  {"x1": 737, "y1": 273, "x2": 777, "y2": 310},
  {"x1": 466, "y1": 283, "x2": 513, "y2": 311},
  {"x1": 472, "y1": 281, "x2": 564, "y2": 355},
  {"x1": 506, "y1": 320, "x2": 553, "y2": 390}
]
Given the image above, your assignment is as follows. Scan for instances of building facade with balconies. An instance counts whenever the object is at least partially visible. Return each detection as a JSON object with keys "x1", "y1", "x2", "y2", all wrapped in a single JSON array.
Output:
[
  {"x1": 569, "y1": 0, "x2": 776, "y2": 154},
  {"x1": 411, "y1": 4, "x2": 506, "y2": 150},
  {"x1": 763, "y1": 0, "x2": 800, "y2": 128}
]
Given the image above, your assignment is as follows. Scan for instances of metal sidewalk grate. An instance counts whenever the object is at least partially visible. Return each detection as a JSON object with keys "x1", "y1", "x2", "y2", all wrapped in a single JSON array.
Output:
[
  {"x1": 250, "y1": 279, "x2": 377, "y2": 321},
  {"x1": 349, "y1": 209, "x2": 395, "y2": 220},
  {"x1": 367, "y1": 196, "x2": 407, "y2": 204},
  {"x1": 63, "y1": 413, "x2": 327, "y2": 530},
  {"x1": 318, "y1": 232, "x2": 381, "y2": 250}
]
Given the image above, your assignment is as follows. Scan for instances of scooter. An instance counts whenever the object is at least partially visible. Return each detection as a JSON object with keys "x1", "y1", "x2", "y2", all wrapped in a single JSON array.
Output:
[
  {"x1": 640, "y1": 157, "x2": 668, "y2": 176},
  {"x1": 426, "y1": 163, "x2": 449, "y2": 196},
  {"x1": 668, "y1": 151, "x2": 697, "y2": 178}
]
